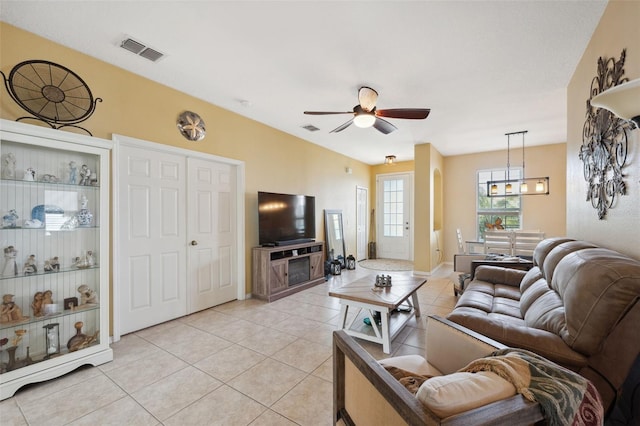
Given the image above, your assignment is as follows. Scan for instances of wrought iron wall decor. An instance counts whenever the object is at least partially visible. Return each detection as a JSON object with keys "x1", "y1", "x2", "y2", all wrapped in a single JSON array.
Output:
[
  {"x1": 579, "y1": 49, "x2": 631, "y2": 220},
  {"x1": 1, "y1": 60, "x2": 101, "y2": 136}
]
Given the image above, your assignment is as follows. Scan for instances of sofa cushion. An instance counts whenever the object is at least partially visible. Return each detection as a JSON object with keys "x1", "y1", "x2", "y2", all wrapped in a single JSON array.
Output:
[
  {"x1": 554, "y1": 248, "x2": 640, "y2": 355},
  {"x1": 416, "y1": 371, "x2": 516, "y2": 418},
  {"x1": 447, "y1": 308, "x2": 588, "y2": 368},
  {"x1": 543, "y1": 241, "x2": 597, "y2": 288},
  {"x1": 532, "y1": 237, "x2": 574, "y2": 269}
]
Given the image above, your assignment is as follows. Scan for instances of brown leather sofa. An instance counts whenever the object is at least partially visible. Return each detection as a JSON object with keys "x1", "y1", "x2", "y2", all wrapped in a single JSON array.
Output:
[{"x1": 447, "y1": 237, "x2": 640, "y2": 413}]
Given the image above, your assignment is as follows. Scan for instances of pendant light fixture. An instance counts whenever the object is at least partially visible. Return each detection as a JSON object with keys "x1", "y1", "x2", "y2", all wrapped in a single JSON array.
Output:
[{"x1": 487, "y1": 130, "x2": 550, "y2": 197}]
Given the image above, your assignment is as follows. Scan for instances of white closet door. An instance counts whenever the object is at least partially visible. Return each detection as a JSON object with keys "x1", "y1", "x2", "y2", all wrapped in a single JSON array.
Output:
[
  {"x1": 187, "y1": 157, "x2": 237, "y2": 312},
  {"x1": 118, "y1": 145, "x2": 187, "y2": 334}
]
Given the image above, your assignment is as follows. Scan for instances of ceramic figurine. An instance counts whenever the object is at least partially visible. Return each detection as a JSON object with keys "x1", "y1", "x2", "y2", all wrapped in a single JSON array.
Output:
[
  {"x1": 74, "y1": 251, "x2": 94, "y2": 269},
  {"x1": 2, "y1": 246, "x2": 18, "y2": 276},
  {"x1": 11, "y1": 329, "x2": 27, "y2": 347},
  {"x1": 68, "y1": 161, "x2": 78, "y2": 184},
  {"x1": 23, "y1": 167, "x2": 36, "y2": 181},
  {"x1": 67, "y1": 321, "x2": 99, "y2": 352},
  {"x1": 2, "y1": 152, "x2": 16, "y2": 179},
  {"x1": 79, "y1": 164, "x2": 91, "y2": 186},
  {"x1": 23, "y1": 254, "x2": 37, "y2": 275},
  {"x1": 76, "y1": 194, "x2": 93, "y2": 226},
  {"x1": 49, "y1": 256, "x2": 60, "y2": 271},
  {"x1": 2, "y1": 210, "x2": 18, "y2": 228},
  {"x1": 31, "y1": 292, "x2": 44, "y2": 317},
  {"x1": 23, "y1": 218, "x2": 43, "y2": 228},
  {"x1": 90, "y1": 171, "x2": 98, "y2": 186},
  {"x1": 40, "y1": 174, "x2": 59, "y2": 183},
  {"x1": 42, "y1": 290, "x2": 53, "y2": 306},
  {"x1": 1, "y1": 294, "x2": 27, "y2": 323},
  {"x1": 77, "y1": 284, "x2": 98, "y2": 305}
]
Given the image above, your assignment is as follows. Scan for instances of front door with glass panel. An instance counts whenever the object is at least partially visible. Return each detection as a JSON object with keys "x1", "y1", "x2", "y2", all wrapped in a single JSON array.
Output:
[{"x1": 376, "y1": 173, "x2": 413, "y2": 260}]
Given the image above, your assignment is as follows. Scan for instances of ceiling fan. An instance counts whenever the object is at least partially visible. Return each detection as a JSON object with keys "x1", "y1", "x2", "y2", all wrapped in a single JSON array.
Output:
[{"x1": 304, "y1": 86, "x2": 430, "y2": 134}]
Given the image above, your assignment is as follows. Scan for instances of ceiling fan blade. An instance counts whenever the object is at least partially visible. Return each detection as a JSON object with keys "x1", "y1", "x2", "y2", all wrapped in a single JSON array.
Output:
[
  {"x1": 358, "y1": 86, "x2": 378, "y2": 112},
  {"x1": 376, "y1": 108, "x2": 431, "y2": 119},
  {"x1": 373, "y1": 117, "x2": 398, "y2": 134},
  {"x1": 330, "y1": 119, "x2": 354, "y2": 133},
  {"x1": 304, "y1": 111, "x2": 353, "y2": 115}
]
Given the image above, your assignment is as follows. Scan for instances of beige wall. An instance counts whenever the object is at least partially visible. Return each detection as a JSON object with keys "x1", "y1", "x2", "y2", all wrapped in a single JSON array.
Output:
[
  {"x1": 567, "y1": 0, "x2": 640, "y2": 259},
  {"x1": 0, "y1": 23, "x2": 371, "y2": 298},
  {"x1": 443, "y1": 143, "x2": 567, "y2": 262}
]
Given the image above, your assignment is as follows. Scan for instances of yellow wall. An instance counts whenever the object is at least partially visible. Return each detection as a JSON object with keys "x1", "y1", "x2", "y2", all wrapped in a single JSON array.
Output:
[
  {"x1": 0, "y1": 23, "x2": 371, "y2": 298},
  {"x1": 443, "y1": 143, "x2": 567, "y2": 262},
  {"x1": 567, "y1": 0, "x2": 640, "y2": 258}
]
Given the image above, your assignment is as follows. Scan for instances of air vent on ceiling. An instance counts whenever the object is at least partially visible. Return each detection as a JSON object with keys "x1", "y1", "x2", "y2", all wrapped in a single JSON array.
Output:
[
  {"x1": 302, "y1": 124, "x2": 320, "y2": 132},
  {"x1": 120, "y1": 37, "x2": 165, "y2": 62}
]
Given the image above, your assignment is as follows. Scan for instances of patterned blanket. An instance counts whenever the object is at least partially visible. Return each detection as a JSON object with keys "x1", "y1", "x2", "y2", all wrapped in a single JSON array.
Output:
[{"x1": 461, "y1": 348, "x2": 603, "y2": 426}]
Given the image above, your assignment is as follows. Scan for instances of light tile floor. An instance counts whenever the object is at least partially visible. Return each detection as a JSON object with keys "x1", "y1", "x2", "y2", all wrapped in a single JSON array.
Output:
[{"x1": 1, "y1": 264, "x2": 457, "y2": 426}]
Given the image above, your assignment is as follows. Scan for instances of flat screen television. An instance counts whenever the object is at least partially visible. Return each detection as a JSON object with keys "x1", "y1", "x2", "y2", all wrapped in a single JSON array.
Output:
[{"x1": 258, "y1": 191, "x2": 316, "y2": 246}]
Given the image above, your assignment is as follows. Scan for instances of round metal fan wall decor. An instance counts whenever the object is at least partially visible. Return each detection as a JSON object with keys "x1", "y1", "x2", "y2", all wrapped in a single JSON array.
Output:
[
  {"x1": 0, "y1": 60, "x2": 101, "y2": 136},
  {"x1": 177, "y1": 110, "x2": 206, "y2": 141}
]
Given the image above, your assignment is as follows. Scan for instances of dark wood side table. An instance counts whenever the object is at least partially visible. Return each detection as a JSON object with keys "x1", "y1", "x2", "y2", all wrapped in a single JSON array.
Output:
[{"x1": 470, "y1": 258, "x2": 534, "y2": 280}]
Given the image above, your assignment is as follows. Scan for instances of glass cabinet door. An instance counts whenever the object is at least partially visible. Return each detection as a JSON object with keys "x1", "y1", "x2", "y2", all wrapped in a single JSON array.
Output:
[{"x1": 0, "y1": 121, "x2": 112, "y2": 398}]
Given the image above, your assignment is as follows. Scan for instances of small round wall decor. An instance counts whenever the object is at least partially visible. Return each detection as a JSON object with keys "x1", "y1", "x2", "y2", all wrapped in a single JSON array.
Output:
[{"x1": 177, "y1": 111, "x2": 206, "y2": 141}]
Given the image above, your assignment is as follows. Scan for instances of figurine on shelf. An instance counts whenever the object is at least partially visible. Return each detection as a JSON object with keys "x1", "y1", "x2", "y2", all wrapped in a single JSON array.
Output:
[
  {"x1": 40, "y1": 174, "x2": 59, "y2": 183},
  {"x1": 76, "y1": 194, "x2": 93, "y2": 227},
  {"x1": 31, "y1": 292, "x2": 44, "y2": 317},
  {"x1": 23, "y1": 218, "x2": 43, "y2": 228},
  {"x1": 23, "y1": 167, "x2": 36, "y2": 181},
  {"x1": 43, "y1": 260, "x2": 53, "y2": 272},
  {"x1": 79, "y1": 164, "x2": 91, "y2": 186},
  {"x1": 1, "y1": 294, "x2": 27, "y2": 323},
  {"x1": 90, "y1": 171, "x2": 98, "y2": 186},
  {"x1": 67, "y1": 321, "x2": 99, "y2": 352},
  {"x1": 12, "y1": 329, "x2": 27, "y2": 347},
  {"x1": 2, "y1": 152, "x2": 16, "y2": 179},
  {"x1": 77, "y1": 284, "x2": 99, "y2": 305},
  {"x1": 42, "y1": 290, "x2": 54, "y2": 306},
  {"x1": 23, "y1": 254, "x2": 37, "y2": 275},
  {"x1": 74, "y1": 251, "x2": 95, "y2": 269},
  {"x1": 69, "y1": 161, "x2": 78, "y2": 184},
  {"x1": 49, "y1": 256, "x2": 60, "y2": 272},
  {"x1": 2, "y1": 246, "x2": 18, "y2": 276},
  {"x1": 2, "y1": 209, "x2": 18, "y2": 228}
]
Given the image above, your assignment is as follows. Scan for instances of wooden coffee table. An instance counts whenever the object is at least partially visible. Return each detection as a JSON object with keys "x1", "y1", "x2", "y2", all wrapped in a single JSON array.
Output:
[{"x1": 328, "y1": 274, "x2": 427, "y2": 353}]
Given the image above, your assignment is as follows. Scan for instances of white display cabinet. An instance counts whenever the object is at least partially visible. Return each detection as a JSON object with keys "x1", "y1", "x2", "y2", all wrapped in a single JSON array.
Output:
[{"x1": 0, "y1": 120, "x2": 112, "y2": 399}]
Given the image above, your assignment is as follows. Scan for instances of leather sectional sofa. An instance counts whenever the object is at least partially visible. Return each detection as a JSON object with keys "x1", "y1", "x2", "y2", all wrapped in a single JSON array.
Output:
[{"x1": 447, "y1": 237, "x2": 640, "y2": 412}]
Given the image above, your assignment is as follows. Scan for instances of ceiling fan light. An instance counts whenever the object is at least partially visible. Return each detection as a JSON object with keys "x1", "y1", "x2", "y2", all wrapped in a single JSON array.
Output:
[{"x1": 353, "y1": 113, "x2": 376, "y2": 128}]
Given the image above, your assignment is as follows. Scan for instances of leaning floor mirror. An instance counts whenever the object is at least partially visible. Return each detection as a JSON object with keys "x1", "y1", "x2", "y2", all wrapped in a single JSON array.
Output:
[{"x1": 325, "y1": 209, "x2": 346, "y2": 267}]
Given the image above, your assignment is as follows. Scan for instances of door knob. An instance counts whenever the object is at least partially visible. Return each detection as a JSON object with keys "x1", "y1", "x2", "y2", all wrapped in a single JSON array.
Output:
[{"x1": 190, "y1": 240, "x2": 198, "y2": 246}]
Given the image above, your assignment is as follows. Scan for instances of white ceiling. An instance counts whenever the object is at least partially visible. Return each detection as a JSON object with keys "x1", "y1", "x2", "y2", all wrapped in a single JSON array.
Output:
[{"x1": 1, "y1": 1, "x2": 607, "y2": 164}]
